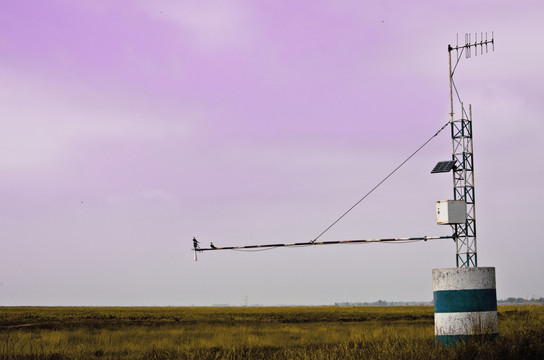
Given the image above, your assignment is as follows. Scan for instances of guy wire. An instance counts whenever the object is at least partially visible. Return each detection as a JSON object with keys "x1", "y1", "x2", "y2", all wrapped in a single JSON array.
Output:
[{"x1": 310, "y1": 120, "x2": 450, "y2": 243}]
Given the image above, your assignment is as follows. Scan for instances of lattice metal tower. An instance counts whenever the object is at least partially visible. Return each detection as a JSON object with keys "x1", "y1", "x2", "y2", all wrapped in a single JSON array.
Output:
[{"x1": 447, "y1": 33, "x2": 494, "y2": 267}]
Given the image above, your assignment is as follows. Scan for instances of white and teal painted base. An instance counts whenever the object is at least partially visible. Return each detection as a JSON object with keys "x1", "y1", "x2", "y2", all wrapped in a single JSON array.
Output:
[{"x1": 433, "y1": 267, "x2": 498, "y2": 345}]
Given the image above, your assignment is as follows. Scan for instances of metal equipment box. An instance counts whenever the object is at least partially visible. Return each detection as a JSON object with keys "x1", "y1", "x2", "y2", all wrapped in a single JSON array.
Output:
[{"x1": 436, "y1": 200, "x2": 467, "y2": 225}]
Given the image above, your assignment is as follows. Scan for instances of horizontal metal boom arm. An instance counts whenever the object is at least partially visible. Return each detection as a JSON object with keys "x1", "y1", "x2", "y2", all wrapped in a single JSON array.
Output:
[{"x1": 195, "y1": 235, "x2": 454, "y2": 252}]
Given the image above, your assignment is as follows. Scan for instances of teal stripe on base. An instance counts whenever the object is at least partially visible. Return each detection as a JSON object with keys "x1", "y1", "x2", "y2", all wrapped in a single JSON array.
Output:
[
  {"x1": 434, "y1": 289, "x2": 497, "y2": 313},
  {"x1": 435, "y1": 333, "x2": 498, "y2": 346}
]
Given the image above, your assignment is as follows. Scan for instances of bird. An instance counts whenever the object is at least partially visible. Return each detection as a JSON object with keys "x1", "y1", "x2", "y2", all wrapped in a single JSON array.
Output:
[
  {"x1": 210, "y1": 242, "x2": 217, "y2": 249},
  {"x1": 193, "y1": 237, "x2": 200, "y2": 250}
]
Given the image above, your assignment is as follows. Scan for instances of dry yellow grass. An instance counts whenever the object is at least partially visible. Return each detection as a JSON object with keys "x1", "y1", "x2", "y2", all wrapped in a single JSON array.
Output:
[{"x1": 1, "y1": 305, "x2": 542, "y2": 359}]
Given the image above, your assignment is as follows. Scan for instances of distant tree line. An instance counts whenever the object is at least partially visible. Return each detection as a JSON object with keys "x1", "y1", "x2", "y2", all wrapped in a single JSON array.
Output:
[
  {"x1": 334, "y1": 300, "x2": 433, "y2": 306},
  {"x1": 335, "y1": 298, "x2": 544, "y2": 306},
  {"x1": 497, "y1": 297, "x2": 544, "y2": 304}
]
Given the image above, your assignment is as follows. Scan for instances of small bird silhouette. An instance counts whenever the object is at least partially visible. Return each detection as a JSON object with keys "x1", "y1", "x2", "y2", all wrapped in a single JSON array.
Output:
[
  {"x1": 210, "y1": 242, "x2": 217, "y2": 249},
  {"x1": 193, "y1": 237, "x2": 200, "y2": 250}
]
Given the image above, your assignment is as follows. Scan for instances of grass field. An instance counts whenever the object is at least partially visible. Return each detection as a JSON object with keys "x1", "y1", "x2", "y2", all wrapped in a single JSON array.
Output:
[{"x1": 1, "y1": 305, "x2": 543, "y2": 359}]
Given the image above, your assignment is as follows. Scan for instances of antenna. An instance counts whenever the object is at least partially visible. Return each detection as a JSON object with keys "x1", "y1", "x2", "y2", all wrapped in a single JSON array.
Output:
[
  {"x1": 443, "y1": 32, "x2": 495, "y2": 268},
  {"x1": 449, "y1": 32, "x2": 494, "y2": 60}
]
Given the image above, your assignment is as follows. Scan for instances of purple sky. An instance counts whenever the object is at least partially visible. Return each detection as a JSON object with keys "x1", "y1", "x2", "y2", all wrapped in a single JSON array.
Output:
[{"x1": 1, "y1": 0, "x2": 543, "y2": 305}]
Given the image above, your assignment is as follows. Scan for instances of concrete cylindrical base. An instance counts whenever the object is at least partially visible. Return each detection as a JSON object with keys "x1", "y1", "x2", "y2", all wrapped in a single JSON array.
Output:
[{"x1": 433, "y1": 267, "x2": 498, "y2": 345}]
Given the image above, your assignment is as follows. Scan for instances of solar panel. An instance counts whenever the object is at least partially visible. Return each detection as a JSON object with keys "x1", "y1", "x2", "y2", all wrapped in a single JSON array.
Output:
[{"x1": 431, "y1": 160, "x2": 456, "y2": 174}]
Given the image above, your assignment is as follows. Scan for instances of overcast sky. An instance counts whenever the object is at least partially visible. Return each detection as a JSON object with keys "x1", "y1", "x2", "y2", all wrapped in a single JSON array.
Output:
[{"x1": 1, "y1": 0, "x2": 543, "y2": 306}]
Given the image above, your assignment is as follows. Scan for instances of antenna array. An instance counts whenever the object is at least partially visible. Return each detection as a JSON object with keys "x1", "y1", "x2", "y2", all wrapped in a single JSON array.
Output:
[{"x1": 449, "y1": 32, "x2": 494, "y2": 58}]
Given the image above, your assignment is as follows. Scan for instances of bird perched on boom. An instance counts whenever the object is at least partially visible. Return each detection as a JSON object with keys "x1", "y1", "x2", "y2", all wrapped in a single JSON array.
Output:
[{"x1": 193, "y1": 237, "x2": 200, "y2": 250}]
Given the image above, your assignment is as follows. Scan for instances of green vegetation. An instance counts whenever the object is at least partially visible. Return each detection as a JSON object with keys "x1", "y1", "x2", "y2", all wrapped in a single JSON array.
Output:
[{"x1": 1, "y1": 305, "x2": 543, "y2": 359}]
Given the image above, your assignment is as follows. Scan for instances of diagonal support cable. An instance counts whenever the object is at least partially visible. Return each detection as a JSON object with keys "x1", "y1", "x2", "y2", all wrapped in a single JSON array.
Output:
[{"x1": 310, "y1": 120, "x2": 450, "y2": 243}]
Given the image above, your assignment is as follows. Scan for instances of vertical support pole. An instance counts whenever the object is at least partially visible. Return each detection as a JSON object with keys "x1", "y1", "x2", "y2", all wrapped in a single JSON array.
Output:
[
  {"x1": 449, "y1": 45, "x2": 461, "y2": 267},
  {"x1": 448, "y1": 45, "x2": 477, "y2": 268},
  {"x1": 469, "y1": 105, "x2": 477, "y2": 261}
]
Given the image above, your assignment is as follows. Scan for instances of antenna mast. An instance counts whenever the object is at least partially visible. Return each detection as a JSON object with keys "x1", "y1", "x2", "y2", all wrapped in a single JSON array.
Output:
[{"x1": 447, "y1": 32, "x2": 494, "y2": 267}]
